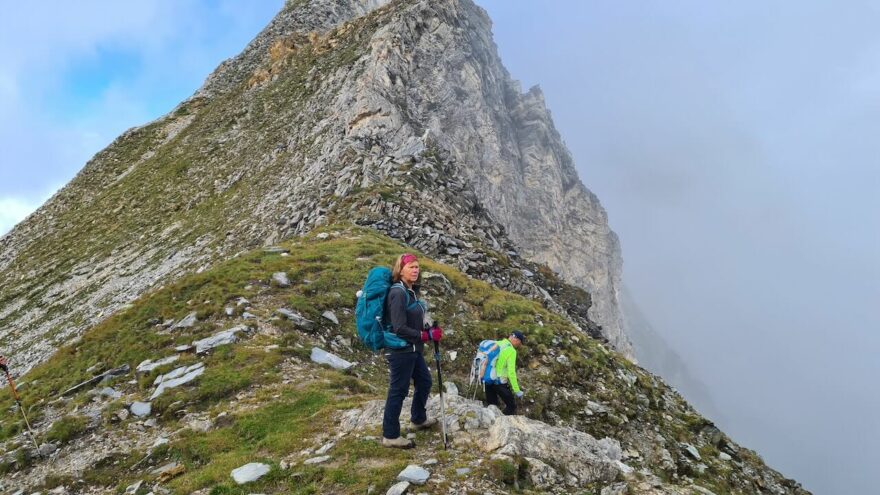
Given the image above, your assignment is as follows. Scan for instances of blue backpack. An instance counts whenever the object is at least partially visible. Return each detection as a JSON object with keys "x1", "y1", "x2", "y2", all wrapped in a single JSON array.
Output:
[
  {"x1": 355, "y1": 267, "x2": 411, "y2": 351},
  {"x1": 471, "y1": 339, "x2": 503, "y2": 385}
]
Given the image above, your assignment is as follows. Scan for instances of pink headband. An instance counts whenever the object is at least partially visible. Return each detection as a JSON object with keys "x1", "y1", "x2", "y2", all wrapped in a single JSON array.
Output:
[{"x1": 401, "y1": 253, "x2": 418, "y2": 267}]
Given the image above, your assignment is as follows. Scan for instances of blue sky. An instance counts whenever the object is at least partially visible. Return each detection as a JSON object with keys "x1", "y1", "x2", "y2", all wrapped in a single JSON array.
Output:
[{"x1": 1, "y1": 1, "x2": 878, "y2": 494}]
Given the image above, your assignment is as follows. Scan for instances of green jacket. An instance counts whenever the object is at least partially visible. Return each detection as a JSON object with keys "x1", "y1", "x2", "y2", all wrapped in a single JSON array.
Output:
[{"x1": 495, "y1": 338, "x2": 520, "y2": 393}]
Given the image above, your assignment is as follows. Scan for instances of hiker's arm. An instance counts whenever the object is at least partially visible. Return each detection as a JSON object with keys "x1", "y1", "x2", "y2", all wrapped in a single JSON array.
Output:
[
  {"x1": 506, "y1": 348, "x2": 520, "y2": 394},
  {"x1": 387, "y1": 288, "x2": 422, "y2": 344}
]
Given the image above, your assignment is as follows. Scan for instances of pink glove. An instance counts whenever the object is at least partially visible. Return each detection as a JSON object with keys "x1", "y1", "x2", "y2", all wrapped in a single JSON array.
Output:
[
  {"x1": 428, "y1": 326, "x2": 443, "y2": 342},
  {"x1": 421, "y1": 330, "x2": 430, "y2": 343}
]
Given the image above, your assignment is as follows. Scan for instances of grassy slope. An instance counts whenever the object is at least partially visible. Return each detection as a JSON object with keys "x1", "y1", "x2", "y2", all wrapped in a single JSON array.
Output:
[{"x1": 0, "y1": 226, "x2": 773, "y2": 494}]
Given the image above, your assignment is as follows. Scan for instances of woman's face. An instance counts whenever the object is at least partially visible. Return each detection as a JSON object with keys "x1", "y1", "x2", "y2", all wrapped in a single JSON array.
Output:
[{"x1": 401, "y1": 261, "x2": 420, "y2": 285}]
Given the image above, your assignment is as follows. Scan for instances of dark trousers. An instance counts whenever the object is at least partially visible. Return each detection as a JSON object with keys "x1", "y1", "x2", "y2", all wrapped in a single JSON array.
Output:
[
  {"x1": 485, "y1": 382, "x2": 517, "y2": 415},
  {"x1": 382, "y1": 351, "x2": 432, "y2": 439}
]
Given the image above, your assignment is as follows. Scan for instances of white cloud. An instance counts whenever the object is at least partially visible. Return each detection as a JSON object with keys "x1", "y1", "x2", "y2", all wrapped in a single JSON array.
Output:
[
  {"x1": 0, "y1": 192, "x2": 54, "y2": 236},
  {"x1": 0, "y1": 1, "x2": 281, "y2": 200}
]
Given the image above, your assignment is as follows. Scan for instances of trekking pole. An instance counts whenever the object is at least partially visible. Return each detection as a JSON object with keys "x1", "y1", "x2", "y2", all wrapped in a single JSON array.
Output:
[
  {"x1": 430, "y1": 324, "x2": 448, "y2": 450},
  {"x1": 1, "y1": 361, "x2": 40, "y2": 451}
]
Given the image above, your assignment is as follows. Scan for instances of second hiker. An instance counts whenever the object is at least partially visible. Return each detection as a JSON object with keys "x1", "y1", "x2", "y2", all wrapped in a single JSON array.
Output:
[
  {"x1": 484, "y1": 330, "x2": 526, "y2": 415},
  {"x1": 381, "y1": 253, "x2": 443, "y2": 448}
]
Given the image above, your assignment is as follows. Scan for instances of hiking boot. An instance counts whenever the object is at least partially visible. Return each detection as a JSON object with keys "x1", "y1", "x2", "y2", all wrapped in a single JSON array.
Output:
[
  {"x1": 381, "y1": 436, "x2": 415, "y2": 449},
  {"x1": 411, "y1": 418, "x2": 438, "y2": 430}
]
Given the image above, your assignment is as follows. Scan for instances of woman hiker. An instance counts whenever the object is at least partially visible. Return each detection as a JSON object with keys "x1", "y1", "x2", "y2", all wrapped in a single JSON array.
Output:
[{"x1": 381, "y1": 253, "x2": 443, "y2": 449}]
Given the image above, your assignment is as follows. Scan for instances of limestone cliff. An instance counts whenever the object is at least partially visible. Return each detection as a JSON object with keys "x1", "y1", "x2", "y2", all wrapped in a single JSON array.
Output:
[{"x1": 0, "y1": 0, "x2": 629, "y2": 373}]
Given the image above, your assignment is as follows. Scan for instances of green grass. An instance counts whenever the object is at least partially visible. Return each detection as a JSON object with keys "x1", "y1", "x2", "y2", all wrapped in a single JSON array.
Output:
[
  {"x1": 45, "y1": 415, "x2": 89, "y2": 444},
  {"x1": 0, "y1": 225, "x2": 791, "y2": 494}
]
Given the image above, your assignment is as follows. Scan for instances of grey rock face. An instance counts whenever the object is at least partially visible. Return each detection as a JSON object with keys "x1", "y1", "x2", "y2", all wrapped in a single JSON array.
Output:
[{"x1": 486, "y1": 415, "x2": 622, "y2": 484}]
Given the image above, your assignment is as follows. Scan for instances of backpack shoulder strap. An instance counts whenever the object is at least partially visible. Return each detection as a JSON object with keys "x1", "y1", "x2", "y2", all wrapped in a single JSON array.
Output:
[{"x1": 389, "y1": 282, "x2": 411, "y2": 306}]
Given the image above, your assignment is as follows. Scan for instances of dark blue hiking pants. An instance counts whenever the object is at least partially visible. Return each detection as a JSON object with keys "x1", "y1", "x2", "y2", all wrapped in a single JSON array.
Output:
[{"x1": 382, "y1": 351, "x2": 432, "y2": 439}]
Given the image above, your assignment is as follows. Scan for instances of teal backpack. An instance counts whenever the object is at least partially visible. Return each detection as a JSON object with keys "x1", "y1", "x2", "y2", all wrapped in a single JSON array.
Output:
[{"x1": 355, "y1": 267, "x2": 411, "y2": 351}]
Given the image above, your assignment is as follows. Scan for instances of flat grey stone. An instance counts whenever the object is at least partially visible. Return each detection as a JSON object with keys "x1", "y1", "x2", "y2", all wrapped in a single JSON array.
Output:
[
  {"x1": 397, "y1": 465, "x2": 430, "y2": 485},
  {"x1": 310, "y1": 347, "x2": 353, "y2": 370},
  {"x1": 193, "y1": 325, "x2": 246, "y2": 354},
  {"x1": 136, "y1": 355, "x2": 180, "y2": 374},
  {"x1": 231, "y1": 462, "x2": 271, "y2": 484},
  {"x1": 386, "y1": 481, "x2": 410, "y2": 495},
  {"x1": 130, "y1": 401, "x2": 152, "y2": 417},
  {"x1": 150, "y1": 363, "x2": 205, "y2": 400},
  {"x1": 303, "y1": 455, "x2": 331, "y2": 465},
  {"x1": 321, "y1": 310, "x2": 339, "y2": 325},
  {"x1": 455, "y1": 468, "x2": 471, "y2": 475},
  {"x1": 170, "y1": 312, "x2": 197, "y2": 330}
]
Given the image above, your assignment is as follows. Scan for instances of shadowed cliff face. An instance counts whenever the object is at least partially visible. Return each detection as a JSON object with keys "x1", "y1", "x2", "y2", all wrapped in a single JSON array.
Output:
[{"x1": 0, "y1": 0, "x2": 629, "y2": 373}]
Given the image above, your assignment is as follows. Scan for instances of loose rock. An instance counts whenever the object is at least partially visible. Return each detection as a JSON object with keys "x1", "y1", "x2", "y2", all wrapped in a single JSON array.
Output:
[
  {"x1": 130, "y1": 401, "x2": 152, "y2": 417},
  {"x1": 311, "y1": 347, "x2": 354, "y2": 370},
  {"x1": 397, "y1": 465, "x2": 430, "y2": 485},
  {"x1": 231, "y1": 462, "x2": 271, "y2": 484}
]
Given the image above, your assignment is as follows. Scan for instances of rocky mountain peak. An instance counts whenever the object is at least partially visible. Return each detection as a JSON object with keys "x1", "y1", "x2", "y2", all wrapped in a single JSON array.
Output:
[
  {"x1": 0, "y1": 2, "x2": 810, "y2": 492},
  {"x1": 1, "y1": 0, "x2": 629, "y2": 373}
]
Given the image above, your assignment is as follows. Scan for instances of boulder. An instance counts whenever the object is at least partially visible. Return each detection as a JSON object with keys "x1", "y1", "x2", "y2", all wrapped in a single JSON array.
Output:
[{"x1": 485, "y1": 415, "x2": 621, "y2": 484}]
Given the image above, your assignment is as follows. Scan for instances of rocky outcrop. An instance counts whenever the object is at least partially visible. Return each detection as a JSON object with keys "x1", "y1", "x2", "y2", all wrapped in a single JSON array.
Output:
[{"x1": 0, "y1": 0, "x2": 629, "y2": 374}]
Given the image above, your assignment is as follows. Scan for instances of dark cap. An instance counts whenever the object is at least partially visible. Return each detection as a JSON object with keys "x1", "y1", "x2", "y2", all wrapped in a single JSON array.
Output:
[{"x1": 511, "y1": 330, "x2": 526, "y2": 343}]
